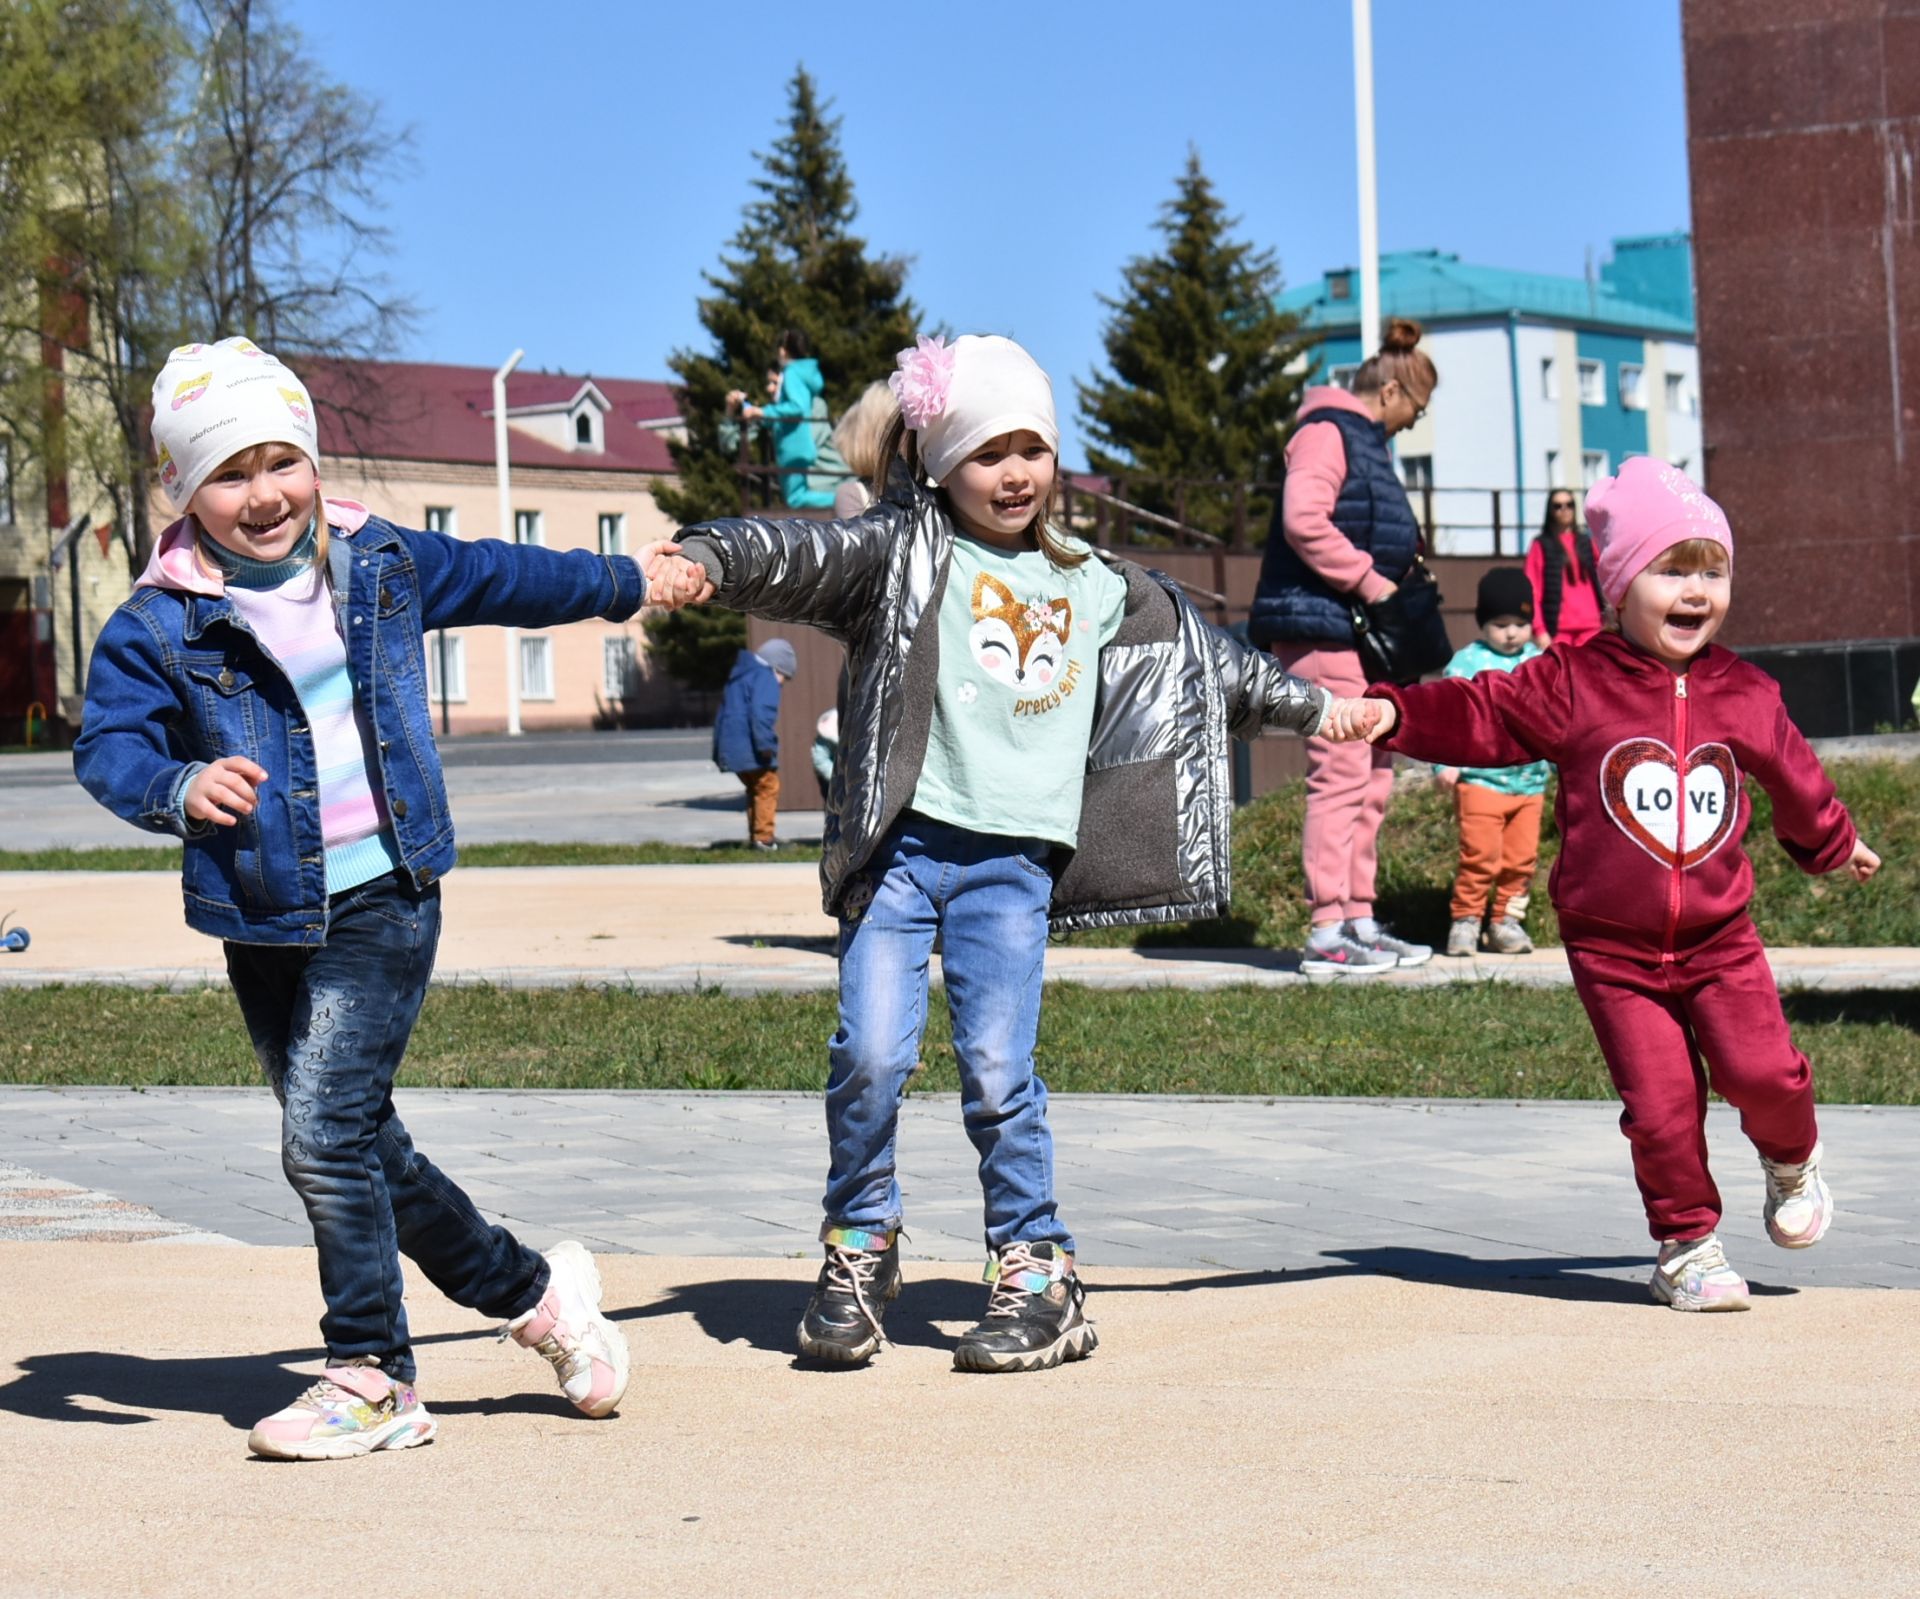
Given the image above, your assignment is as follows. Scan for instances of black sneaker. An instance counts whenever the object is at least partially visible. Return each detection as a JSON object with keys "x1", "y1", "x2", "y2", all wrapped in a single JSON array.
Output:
[
  {"x1": 952, "y1": 1241, "x2": 1097, "y2": 1373},
  {"x1": 796, "y1": 1227, "x2": 902, "y2": 1364}
]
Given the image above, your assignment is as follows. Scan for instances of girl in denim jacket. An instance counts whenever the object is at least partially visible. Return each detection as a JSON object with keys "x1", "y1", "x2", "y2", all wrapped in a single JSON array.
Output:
[
  {"x1": 74, "y1": 337, "x2": 656, "y2": 1459},
  {"x1": 652, "y1": 335, "x2": 1331, "y2": 1372}
]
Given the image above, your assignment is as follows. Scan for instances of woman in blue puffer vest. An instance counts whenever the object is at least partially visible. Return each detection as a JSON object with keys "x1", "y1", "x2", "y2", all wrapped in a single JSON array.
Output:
[{"x1": 1249, "y1": 318, "x2": 1440, "y2": 976}]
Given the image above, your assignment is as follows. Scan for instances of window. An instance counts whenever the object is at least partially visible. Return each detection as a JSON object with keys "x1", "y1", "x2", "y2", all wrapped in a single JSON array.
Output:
[
  {"x1": 423, "y1": 505, "x2": 456, "y2": 536},
  {"x1": 1540, "y1": 358, "x2": 1558, "y2": 401},
  {"x1": 1581, "y1": 450, "x2": 1609, "y2": 487},
  {"x1": 603, "y1": 635, "x2": 638, "y2": 699},
  {"x1": 1545, "y1": 448, "x2": 1561, "y2": 488},
  {"x1": 1618, "y1": 363, "x2": 1646, "y2": 411},
  {"x1": 1399, "y1": 454, "x2": 1433, "y2": 493},
  {"x1": 514, "y1": 509, "x2": 544, "y2": 547},
  {"x1": 0, "y1": 436, "x2": 13, "y2": 525},
  {"x1": 597, "y1": 512, "x2": 625, "y2": 556},
  {"x1": 1665, "y1": 371, "x2": 1687, "y2": 412},
  {"x1": 1577, "y1": 360, "x2": 1605, "y2": 405},
  {"x1": 575, "y1": 412, "x2": 593, "y2": 446},
  {"x1": 520, "y1": 635, "x2": 554, "y2": 700},
  {"x1": 424, "y1": 631, "x2": 467, "y2": 702},
  {"x1": 1328, "y1": 270, "x2": 1353, "y2": 302},
  {"x1": 1329, "y1": 364, "x2": 1359, "y2": 390}
]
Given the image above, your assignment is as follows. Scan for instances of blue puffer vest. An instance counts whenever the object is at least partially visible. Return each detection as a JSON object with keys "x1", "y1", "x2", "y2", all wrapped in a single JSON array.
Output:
[{"x1": 1248, "y1": 405, "x2": 1422, "y2": 648}]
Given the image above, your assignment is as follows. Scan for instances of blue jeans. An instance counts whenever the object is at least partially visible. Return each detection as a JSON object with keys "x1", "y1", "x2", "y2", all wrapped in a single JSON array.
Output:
[
  {"x1": 826, "y1": 814, "x2": 1073, "y2": 1253},
  {"x1": 225, "y1": 874, "x2": 547, "y2": 1382}
]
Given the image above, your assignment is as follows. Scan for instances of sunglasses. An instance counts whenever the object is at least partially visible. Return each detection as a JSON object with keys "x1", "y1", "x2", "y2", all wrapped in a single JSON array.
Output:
[{"x1": 1550, "y1": 499, "x2": 1576, "y2": 510}]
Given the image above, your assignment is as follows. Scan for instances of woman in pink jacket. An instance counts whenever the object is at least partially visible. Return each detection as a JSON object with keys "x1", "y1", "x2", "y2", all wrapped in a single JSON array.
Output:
[
  {"x1": 1524, "y1": 488, "x2": 1603, "y2": 648},
  {"x1": 1249, "y1": 319, "x2": 1438, "y2": 974}
]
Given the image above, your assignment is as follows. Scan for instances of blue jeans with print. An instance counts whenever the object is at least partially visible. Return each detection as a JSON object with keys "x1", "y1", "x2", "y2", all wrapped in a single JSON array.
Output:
[
  {"x1": 224, "y1": 874, "x2": 548, "y2": 1382},
  {"x1": 826, "y1": 814, "x2": 1073, "y2": 1253}
]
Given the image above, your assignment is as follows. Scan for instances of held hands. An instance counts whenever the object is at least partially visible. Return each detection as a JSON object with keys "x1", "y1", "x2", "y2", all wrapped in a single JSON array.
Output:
[
  {"x1": 1847, "y1": 839, "x2": 1882, "y2": 883},
  {"x1": 184, "y1": 756, "x2": 267, "y2": 827},
  {"x1": 1320, "y1": 697, "x2": 1398, "y2": 744},
  {"x1": 638, "y1": 540, "x2": 714, "y2": 611}
]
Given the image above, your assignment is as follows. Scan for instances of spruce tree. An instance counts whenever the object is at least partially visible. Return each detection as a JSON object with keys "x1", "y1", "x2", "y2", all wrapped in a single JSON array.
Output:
[
  {"x1": 649, "y1": 67, "x2": 918, "y2": 692},
  {"x1": 1076, "y1": 151, "x2": 1314, "y2": 544}
]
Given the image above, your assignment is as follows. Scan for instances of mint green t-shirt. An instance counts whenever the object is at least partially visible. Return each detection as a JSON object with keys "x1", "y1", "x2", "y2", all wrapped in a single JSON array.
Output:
[{"x1": 910, "y1": 534, "x2": 1131, "y2": 849}]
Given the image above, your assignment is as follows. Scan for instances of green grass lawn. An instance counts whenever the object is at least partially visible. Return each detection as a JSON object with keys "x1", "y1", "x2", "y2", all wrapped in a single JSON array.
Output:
[
  {"x1": 6, "y1": 758, "x2": 1913, "y2": 947},
  {"x1": 3, "y1": 981, "x2": 1917, "y2": 1101}
]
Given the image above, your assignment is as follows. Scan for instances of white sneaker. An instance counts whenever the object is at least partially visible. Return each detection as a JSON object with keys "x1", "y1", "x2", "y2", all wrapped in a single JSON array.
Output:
[
  {"x1": 1484, "y1": 916, "x2": 1533, "y2": 955},
  {"x1": 1348, "y1": 920, "x2": 1432, "y2": 969},
  {"x1": 508, "y1": 1241, "x2": 631, "y2": 1417},
  {"x1": 1445, "y1": 918, "x2": 1480, "y2": 957},
  {"x1": 1761, "y1": 1141, "x2": 1833, "y2": 1248},
  {"x1": 1650, "y1": 1233, "x2": 1750, "y2": 1312},
  {"x1": 1300, "y1": 929, "x2": 1397, "y2": 977}
]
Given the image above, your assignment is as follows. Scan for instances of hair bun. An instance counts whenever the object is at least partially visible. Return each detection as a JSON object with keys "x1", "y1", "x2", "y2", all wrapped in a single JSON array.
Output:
[{"x1": 1379, "y1": 317, "x2": 1424, "y2": 354}]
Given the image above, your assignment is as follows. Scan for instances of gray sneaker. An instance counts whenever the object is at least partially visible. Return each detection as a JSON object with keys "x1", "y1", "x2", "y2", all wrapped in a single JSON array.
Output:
[
  {"x1": 1484, "y1": 916, "x2": 1533, "y2": 955},
  {"x1": 1348, "y1": 921, "x2": 1432, "y2": 969},
  {"x1": 1445, "y1": 918, "x2": 1480, "y2": 958},
  {"x1": 1301, "y1": 929, "x2": 1398, "y2": 977}
]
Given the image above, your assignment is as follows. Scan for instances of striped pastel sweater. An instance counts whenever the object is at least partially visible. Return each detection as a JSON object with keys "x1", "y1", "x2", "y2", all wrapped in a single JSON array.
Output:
[{"x1": 202, "y1": 533, "x2": 401, "y2": 893}]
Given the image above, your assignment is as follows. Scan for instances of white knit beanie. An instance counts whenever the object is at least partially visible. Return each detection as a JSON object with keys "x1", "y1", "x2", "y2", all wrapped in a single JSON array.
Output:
[
  {"x1": 150, "y1": 336, "x2": 320, "y2": 511},
  {"x1": 889, "y1": 334, "x2": 1058, "y2": 485}
]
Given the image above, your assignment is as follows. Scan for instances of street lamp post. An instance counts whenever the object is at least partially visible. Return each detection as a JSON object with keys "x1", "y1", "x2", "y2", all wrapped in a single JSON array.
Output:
[
  {"x1": 493, "y1": 347, "x2": 524, "y2": 737},
  {"x1": 1352, "y1": 0, "x2": 1381, "y2": 352}
]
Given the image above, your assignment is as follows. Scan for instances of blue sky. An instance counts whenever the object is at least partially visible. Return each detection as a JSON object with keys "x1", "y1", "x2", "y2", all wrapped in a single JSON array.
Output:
[{"x1": 284, "y1": 0, "x2": 1690, "y2": 464}]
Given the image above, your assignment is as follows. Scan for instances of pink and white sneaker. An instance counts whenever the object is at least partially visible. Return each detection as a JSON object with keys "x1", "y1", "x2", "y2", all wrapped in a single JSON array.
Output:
[
  {"x1": 508, "y1": 1240, "x2": 630, "y2": 1418},
  {"x1": 1761, "y1": 1140, "x2": 1833, "y2": 1248},
  {"x1": 1650, "y1": 1233, "x2": 1751, "y2": 1312},
  {"x1": 246, "y1": 1361, "x2": 436, "y2": 1461}
]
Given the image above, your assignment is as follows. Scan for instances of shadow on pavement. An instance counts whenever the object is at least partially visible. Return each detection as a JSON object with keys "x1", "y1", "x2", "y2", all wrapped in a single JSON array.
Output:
[
  {"x1": 0, "y1": 1324, "x2": 534, "y2": 1428},
  {"x1": 717, "y1": 934, "x2": 837, "y2": 953},
  {"x1": 1092, "y1": 1247, "x2": 1798, "y2": 1305}
]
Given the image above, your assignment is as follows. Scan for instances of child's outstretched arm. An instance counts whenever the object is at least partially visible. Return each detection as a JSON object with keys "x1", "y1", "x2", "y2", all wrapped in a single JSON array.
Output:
[
  {"x1": 674, "y1": 502, "x2": 901, "y2": 642},
  {"x1": 1205, "y1": 629, "x2": 1334, "y2": 737},
  {"x1": 408, "y1": 528, "x2": 651, "y2": 633},
  {"x1": 1344, "y1": 654, "x2": 1568, "y2": 768},
  {"x1": 1751, "y1": 682, "x2": 1873, "y2": 879}
]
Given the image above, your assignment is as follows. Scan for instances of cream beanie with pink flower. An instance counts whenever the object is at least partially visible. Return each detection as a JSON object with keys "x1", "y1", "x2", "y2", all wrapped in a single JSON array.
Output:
[
  {"x1": 150, "y1": 336, "x2": 320, "y2": 512},
  {"x1": 889, "y1": 334, "x2": 1058, "y2": 485}
]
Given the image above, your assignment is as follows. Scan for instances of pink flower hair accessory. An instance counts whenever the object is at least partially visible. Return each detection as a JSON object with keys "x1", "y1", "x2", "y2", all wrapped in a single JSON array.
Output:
[{"x1": 889, "y1": 336, "x2": 957, "y2": 430}]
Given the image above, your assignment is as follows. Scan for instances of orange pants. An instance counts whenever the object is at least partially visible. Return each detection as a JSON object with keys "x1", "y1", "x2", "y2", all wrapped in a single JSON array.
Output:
[
  {"x1": 739, "y1": 768, "x2": 780, "y2": 844},
  {"x1": 1451, "y1": 784, "x2": 1543, "y2": 922}
]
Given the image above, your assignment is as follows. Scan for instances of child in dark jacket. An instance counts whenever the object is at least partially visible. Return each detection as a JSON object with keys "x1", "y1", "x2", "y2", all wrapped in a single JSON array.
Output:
[
  {"x1": 1324, "y1": 458, "x2": 1881, "y2": 1311},
  {"x1": 713, "y1": 638, "x2": 796, "y2": 848}
]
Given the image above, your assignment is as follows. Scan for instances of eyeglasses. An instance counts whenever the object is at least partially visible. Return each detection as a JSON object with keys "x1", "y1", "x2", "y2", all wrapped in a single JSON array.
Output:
[{"x1": 1550, "y1": 499, "x2": 1576, "y2": 510}]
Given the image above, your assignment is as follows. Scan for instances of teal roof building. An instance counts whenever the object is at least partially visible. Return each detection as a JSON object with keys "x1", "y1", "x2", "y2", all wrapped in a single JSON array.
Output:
[{"x1": 1275, "y1": 234, "x2": 1701, "y2": 556}]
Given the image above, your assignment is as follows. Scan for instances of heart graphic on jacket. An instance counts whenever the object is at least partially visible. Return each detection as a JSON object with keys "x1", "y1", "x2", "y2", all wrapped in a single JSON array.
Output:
[{"x1": 1600, "y1": 738, "x2": 1740, "y2": 868}]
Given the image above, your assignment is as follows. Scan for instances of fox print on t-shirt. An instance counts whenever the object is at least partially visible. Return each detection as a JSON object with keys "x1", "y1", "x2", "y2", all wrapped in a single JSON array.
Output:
[{"x1": 967, "y1": 573, "x2": 1082, "y2": 715}]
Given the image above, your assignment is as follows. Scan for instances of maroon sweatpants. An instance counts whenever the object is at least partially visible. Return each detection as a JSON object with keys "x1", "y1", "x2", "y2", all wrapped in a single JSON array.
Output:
[{"x1": 1566, "y1": 920, "x2": 1818, "y2": 1242}]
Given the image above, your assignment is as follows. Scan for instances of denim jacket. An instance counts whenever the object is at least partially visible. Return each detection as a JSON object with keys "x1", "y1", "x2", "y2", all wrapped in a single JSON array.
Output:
[{"x1": 74, "y1": 512, "x2": 646, "y2": 944}]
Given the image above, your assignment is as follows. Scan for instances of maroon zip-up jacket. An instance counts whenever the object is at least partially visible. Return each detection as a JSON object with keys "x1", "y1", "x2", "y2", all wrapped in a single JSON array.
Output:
[{"x1": 1367, "y1": 633, "x2": 1856, "y2": 961}]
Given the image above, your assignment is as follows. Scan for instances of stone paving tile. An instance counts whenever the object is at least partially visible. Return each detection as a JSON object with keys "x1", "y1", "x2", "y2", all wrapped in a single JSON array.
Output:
[{"x1": 1, "y1": 1090, "x2": 1918, "y2": 1289}]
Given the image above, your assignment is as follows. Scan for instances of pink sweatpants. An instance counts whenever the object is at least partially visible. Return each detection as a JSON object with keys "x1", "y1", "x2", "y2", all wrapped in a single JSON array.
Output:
[
  {"x1": 1567, "y1": 921, "x2": 1819, "y2": 1242},
  {"x1": 1275, "y1": 644, "x2": 1394, "y2": 925}
]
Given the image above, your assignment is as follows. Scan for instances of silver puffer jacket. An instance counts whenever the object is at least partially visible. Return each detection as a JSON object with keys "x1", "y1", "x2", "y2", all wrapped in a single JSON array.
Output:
[{"x1": 679, "y1": 483, "x2": 1330, "y2": 932}]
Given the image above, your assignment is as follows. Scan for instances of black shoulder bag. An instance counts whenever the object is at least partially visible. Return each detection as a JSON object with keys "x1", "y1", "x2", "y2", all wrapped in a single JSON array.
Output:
[{"x1": 1348, "y1": 552, "x2": 1453, "y2": 686}]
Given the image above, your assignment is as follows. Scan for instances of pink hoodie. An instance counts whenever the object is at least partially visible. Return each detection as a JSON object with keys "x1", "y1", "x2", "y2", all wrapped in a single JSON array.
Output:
[
  {"x1": 136, "y1": 498, "x2": 371, "y2": 596},
  {"x1": 1283, "y1": 387, "x2": 1396, "y2": 606}
]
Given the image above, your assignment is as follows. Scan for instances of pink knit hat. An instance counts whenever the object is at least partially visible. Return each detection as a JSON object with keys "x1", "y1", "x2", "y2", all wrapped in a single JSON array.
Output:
[{"x1": 1585, "y1": 457, "x2": 1732, "y2": 607}]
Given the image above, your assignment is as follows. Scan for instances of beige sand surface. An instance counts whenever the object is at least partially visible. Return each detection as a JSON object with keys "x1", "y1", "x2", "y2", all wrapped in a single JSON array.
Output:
[{"x1": 1, "y1": 1243, "x2": 1914, "y2": 1597}]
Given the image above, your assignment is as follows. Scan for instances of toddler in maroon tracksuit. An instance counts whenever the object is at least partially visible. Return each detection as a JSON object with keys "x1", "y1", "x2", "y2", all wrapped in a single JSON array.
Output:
[{"x1": 1324, "y1": 458, "x2": 1882, "y2": 1311}]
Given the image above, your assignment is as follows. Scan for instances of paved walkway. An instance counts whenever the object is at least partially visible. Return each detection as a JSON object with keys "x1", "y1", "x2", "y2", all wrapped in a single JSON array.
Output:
[
  {"x1": 3, "y1": 864, "x2": 1918, "y2": 992},
  {"x1": 4, "y1": 1088, "x2": 1917, "y2": 1290}
]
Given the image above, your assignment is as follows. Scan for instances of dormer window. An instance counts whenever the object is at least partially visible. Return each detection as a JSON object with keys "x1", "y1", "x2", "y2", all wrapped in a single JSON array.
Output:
[{"x1": 575, "y1": 412, "x2": 593, "y2": 446}]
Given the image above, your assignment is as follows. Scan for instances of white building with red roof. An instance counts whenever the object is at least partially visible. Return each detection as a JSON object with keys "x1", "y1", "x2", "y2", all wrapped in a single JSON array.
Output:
[{"x1": 307, "y1": 359, "x2": 687, "y2": 732}]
